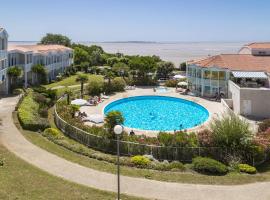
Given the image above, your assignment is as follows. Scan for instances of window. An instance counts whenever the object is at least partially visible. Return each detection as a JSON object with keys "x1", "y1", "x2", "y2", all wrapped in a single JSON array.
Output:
[
  {"x1": 204, "y1": 70, "x2": 211, "y2": 79},
  {"x1": 212, "y1": 71, "x2": 219, "y2": 80},
  {"x1": 219, "y1": 71, "x2": 226, "y2": 80}
]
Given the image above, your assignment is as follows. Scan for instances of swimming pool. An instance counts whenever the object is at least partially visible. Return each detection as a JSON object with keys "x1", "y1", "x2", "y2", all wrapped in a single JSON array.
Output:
[{"x1": 104, "y1": 96, "x2": 209, "y2": 131}]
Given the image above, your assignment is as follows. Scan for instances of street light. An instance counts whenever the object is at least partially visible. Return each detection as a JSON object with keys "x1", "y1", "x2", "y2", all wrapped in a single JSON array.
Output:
[{"x1": 114, "y1": 125, "x2": 123, "y2": 200}]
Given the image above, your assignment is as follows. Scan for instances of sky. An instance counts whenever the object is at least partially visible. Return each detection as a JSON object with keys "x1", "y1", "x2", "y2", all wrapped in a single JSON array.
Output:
[{"x1": 1, "y1": 0, "x2": 270, "y2": 42}]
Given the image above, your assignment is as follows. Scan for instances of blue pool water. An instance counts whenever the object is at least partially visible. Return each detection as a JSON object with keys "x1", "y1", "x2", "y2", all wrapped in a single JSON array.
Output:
[{"x1": 104, "y1": 96, "x2": 209, "y2": 131}]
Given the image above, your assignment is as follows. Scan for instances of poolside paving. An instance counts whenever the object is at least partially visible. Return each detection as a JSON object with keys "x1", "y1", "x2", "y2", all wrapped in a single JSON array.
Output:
[
  {"x1": 81, "y1": 87, "x2": 224, "y2": 136},
  {"x1": 1, "y1": 95, "x2": 270, "y2": 200}
]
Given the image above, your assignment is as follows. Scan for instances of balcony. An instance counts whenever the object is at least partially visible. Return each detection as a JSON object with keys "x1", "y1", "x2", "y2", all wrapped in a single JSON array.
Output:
[{"x1": 0, "y1": 50, "x2": 7, "y2": 59}]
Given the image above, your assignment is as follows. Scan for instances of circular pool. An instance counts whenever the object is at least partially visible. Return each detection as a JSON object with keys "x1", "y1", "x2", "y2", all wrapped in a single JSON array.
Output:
[{"x1": 104, "y1": 96, "x2": 209, "y2": 131}]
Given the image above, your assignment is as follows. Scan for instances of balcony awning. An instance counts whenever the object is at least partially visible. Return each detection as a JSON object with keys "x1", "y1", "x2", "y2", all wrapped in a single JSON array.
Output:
[{"x1": 232, "y1": 71, "x2": 268, "y2": 79}]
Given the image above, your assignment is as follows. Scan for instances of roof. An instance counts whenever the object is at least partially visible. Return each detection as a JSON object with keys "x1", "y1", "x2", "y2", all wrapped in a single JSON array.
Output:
[
  {"x1": 232, "y1": 71, "x2": 268, "y2": 79},
  {"x1": 188, "y1": 54, "x2": 270, "y2": 73},
  {"x1": 245, "y1": 42, "x2": 270, "y2": 49},
  {"x1": 8, "y1": 44, "x2": 72, "y2": 54}
]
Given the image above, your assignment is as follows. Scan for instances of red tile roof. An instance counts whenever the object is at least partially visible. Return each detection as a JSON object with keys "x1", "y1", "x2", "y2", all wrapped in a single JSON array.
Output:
[
  {"x1": 245, "y1": 42, "x2": 270, "y2": 49},
  {"x1": 8, "y1": 44, "x2": 72, "y2": 54},
  {"x1": 188, "y1": 54, "x2": 270, "y2": 73}
]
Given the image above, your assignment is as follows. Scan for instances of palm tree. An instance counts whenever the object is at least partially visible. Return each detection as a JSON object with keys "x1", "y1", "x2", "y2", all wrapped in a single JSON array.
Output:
[
  {"x1": 7, "y1": 66, "x2": 22, "y2": 91},
  {"x1": 104, "y1": 70, "x2": 115, "y2": 86},
  {"x1": 64, "y1": 87, "x2": 73, "y2": 105},
  {"x1": 76, "y1": 74, "x2": 88, "y2": 98}
]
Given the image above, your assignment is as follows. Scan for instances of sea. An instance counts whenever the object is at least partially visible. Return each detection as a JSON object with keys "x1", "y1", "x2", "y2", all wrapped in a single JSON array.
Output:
[{"x1": 9, "y1": 41, "x2": 247, "y2": 66}]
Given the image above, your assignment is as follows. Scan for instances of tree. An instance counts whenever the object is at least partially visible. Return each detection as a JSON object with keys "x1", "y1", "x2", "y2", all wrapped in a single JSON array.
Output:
[
  {"x1": 112, "y1": 62, "x2": 129, "y2": 77},
  {"x1": 64, "y1": 87, "x2": 73, "y2": 105},
  {"x1": 74, "y1": 47, "x2": 89, "y2": 66},
  {"x1": 7, "y1": 66, "x2": 22, "y2": 90},
  {"x1": 105, "y1": 111, "x2": 124, "y2": 137},
  {"x1": 40, "y1": 33, "x2": 71, "y2": 47},
  {"x1": 107, "y1": 57, "x2": 119, "y2": 67},
  {"x1": 103, "y1": 70, "x2": 115, "y2": 94},
  {"x1": 156, "y1": 61, "x2": 174, "y2": 79},
  {"x1": 80, "y1": 62, "x2": 90, "y2": 73},
  {"x1": 129, "y1": 56, "x2": 157, "y2": 83},
  {"x1": 180, "y1": 62, "x2": 187, "y2": 71},
  {"x1": 76, "y1": 74, "x2": 89, "y2": 98},
  {"x1": 90, "y1": 50, "x2": 104, "y2": 66},
  {"x1": 31, "y1": 64, "x2": 47, "y2": 84}
]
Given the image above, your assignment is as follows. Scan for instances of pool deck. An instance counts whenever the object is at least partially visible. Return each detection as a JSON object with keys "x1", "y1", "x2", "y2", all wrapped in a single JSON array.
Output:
[{"x1": 80, "y1": 87, "x2": 224, "y2": 136}]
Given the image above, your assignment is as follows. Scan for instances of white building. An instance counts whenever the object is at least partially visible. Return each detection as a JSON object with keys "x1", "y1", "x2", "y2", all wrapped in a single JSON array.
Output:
[
  {"x1": 8, "y1": 44, "x2": 73, "y2": 87},
  {"x1": 187, "y1": 42, "x2": 270, "y2": 119},
  {"x1": 0, "y1": 28, "x2": 9, "y2": 94}
]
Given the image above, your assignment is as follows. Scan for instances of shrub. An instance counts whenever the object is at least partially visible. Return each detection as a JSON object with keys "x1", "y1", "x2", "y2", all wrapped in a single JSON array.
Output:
[
  {"x1": 87, "y1": 80, "x2": 104, "y2": 96},
  {"x1": 43, "y1": 128, "x2": 63, "y2": 140},
  {"x1": 169, "y1": 161, "x2": 185, "y2": 171},
  {"x1": 131, "y1": 155, "x2": 150, "y2": 167},
  {"x1": 192, "y1": 157, "x2": 228, "y2": 175},
  {"x1": 258, "y1": 119, "x2": 270, "y2": 132},
  {"x1": 0, "y1": 158, "x2": 4, "y2": 166},
  {"x1": 104, "y1": 111, "x2": 124, "y2": 137},
  {"x1": 165, "y1": 79, "x2": 178, "y2": 87},
  {"x1": 18, "y1": 91, "x2": 49, "y2": 131},
  {"x1": 112, "y1": 77, "x2": 126, "y2": 92},
  {"x1": 39, "y1": 107, "x2": 49, "y2": 118},
  {"x1": 12, "y1": 88, "x2": 24, "y2": 95},
  {"x1": 197, "y1": 129, "x2": 213, "y2": 147},
  {"x1": 210, "y1": 112, "x2": 253, "y2": 162},
  {"x1": 174, "y1": 132, "x2": 198, "y2": 147},
  {"x1": 157, "y1": 132, "x2": 174, "y2": 146},
  {"x1": 238, "y1": 164, "x2": 257, "y2": 174}
]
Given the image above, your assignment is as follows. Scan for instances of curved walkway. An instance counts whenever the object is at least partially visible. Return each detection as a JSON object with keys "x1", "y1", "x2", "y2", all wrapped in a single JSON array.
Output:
[{"x1": 0, "y1": 96, "x2": 270, "y2": 200}]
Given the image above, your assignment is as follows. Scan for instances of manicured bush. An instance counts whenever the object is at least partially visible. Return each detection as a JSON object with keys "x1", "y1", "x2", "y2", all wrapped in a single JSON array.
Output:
[
  {"x1": 192, "y1": 157, "x2": 228, "y2": 175},
  {"x1": 238, "y1": 164, "x2": 257, "y2": 174},
  {"x1": 43, "y1": 128, "x2": 63, "y2": 140},
  {"x1": 112, "y1": 77, "x2": 126, "y2": 92},
  {"x1": 165, "y1": 79, "x2": 178, "y2": 87},
  {"x1": 131, "y1": 155, "x2": 150, "y2": 167},
  {"x1": 87, "y1": 79, "x2": 104, "y2": 96},
  {"x1": 18, "y1": 91, "x2": 49, "y2": 131},
  {"x1": 258, "y1": 119, "x2": 270, "y2": 132}
]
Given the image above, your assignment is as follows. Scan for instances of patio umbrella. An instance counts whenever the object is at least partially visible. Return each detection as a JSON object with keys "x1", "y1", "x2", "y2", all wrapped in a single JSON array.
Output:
[
  {"x1": 173, "y1": 74, "x2": 186, "y2": 79},
  {"x1": 71, "y1": 99, "x2": 87, "y2": 106}
]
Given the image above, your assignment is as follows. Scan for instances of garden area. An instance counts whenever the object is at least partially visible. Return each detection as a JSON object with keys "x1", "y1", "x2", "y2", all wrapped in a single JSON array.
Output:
[{"x1": 14, "y1": 85, "x2": 270, "y2": 181}]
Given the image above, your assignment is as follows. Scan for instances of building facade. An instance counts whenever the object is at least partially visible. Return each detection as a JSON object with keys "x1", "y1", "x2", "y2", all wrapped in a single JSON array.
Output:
[
  {"x1": 8, "y1": 45, "x2": 73, "y2": 87},
  {"x1": 0, "y1": 28, "x2": 9, "y2": 94}
]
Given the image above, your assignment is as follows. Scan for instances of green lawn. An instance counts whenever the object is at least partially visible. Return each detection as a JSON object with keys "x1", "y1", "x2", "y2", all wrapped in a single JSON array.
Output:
[
  {"x1": 0, "y1": 144, "x2": 144, "y2": 200},
  {"x1": 13, "y1": 111, "x2": 270, "y2": 185},
  {"x1": 44, "y1": 73, "x2": 103, "y2": 89}
]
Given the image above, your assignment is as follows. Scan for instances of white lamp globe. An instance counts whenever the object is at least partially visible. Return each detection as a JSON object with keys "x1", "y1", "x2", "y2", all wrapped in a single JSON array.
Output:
[{"x1": 114, "y1": 125, "x2": 123, "y2": 135}]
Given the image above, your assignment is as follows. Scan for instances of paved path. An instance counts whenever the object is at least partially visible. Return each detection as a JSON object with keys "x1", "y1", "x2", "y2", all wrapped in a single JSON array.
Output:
[{"x1": 0, "y1": 96, "x2": 270, "y2": 200}]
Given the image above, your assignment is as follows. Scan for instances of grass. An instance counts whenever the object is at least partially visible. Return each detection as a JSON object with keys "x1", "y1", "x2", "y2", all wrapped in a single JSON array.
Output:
[
  {"x1": 13, "y1": 111, "x2": 270, "y2": 186},
  {"x1": 44, "y1": 73, "x2": 104, "y2": 89},
  {"x1": 0, "y1": 144, "x2": 144, "y2": 200}
]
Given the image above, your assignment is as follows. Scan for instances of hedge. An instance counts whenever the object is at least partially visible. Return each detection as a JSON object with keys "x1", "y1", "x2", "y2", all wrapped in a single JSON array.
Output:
[
  {"x1": 18, "y1": 91, "x2": 49, "y2": 131},
  {"x1": 192, "y1": 157, "x2": 228, "y2": 175}
]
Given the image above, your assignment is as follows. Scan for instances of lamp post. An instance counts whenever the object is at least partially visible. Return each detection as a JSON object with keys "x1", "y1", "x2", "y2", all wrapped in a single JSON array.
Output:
[{"x1": 114, "y1": 125, "x2": 123, "y2": 200}]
